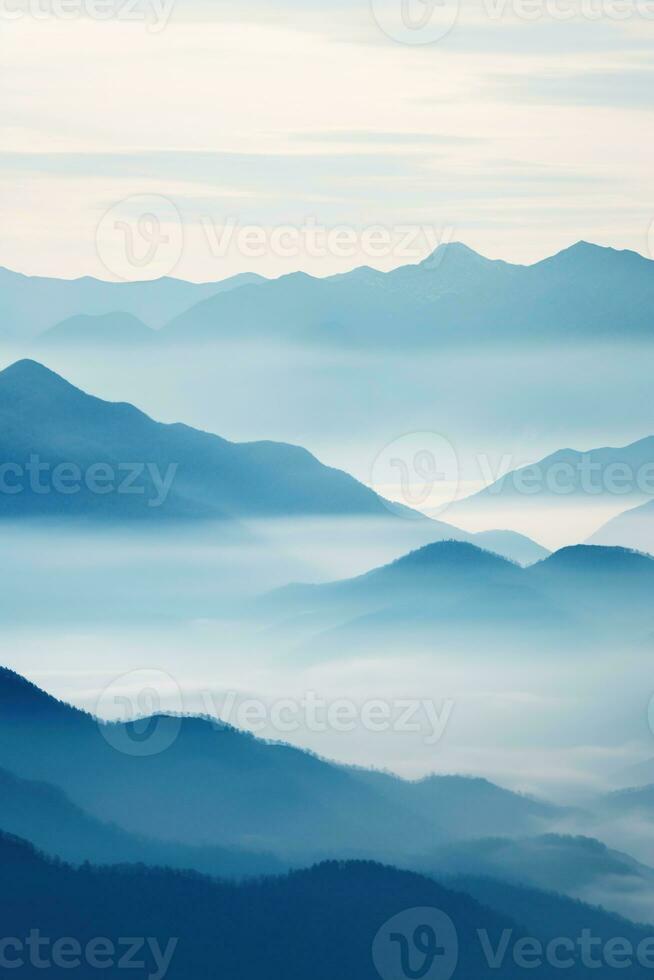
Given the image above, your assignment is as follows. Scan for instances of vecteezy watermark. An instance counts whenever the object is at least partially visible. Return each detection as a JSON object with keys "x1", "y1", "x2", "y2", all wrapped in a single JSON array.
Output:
[
  {"x1": 373, "y1": 908, "x2": 459, "y2": 980},
  {"x1": 373, "y1": 909, "x2": 654, "y2": 977},
  {"x1": 371, "y1": 435, "x2": 654, "y2": 520},
  {"x1": 201, "y1": 218, "x2": 455, "y2": 265},
  {"x1": 0, "y1": 0, "x2": 175, "y2": 30},
  {"x1": 96, "y1": 669, "x2": 184, "y2": 757},
  {"x1": 95, "y1": 675, "x2": 454, "y2": 756},
  {"x1": 476, "y1": 929, "x2": 654, "y2": 970},
  {"x1": 0, "y1": 456, "x2": 178, "y2": 508},
  {"x1": 204, "y1": 691, "x2": 454, "y2": 746},
  {"x1": 369, "y1": 0, "x2": 654, "y2": 46},
  {"x1": 370, "y1": 432, "x2": 460, "y2": 519},
  {"x1": 96, "y1": 196, "x2": 455, "y2": 279},
  {"x1": 477, "y1": 453, "x2": 654, "y2": 498},
  {"x1": 0, "y1": 933, "x2": 178, "y2": 978},
  {"x1": 370, "y1": 0, "x2": 461, "y2": 45},
  {"x1": 481, "y1": 0, "x2": 654, "y2": 21},
  {"x1": 96, "y1": 194, "x2": 183, "y2": 281}
]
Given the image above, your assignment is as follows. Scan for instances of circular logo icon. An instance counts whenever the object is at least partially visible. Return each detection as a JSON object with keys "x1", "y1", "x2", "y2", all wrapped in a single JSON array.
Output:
[
  {"x1": 371, "y1": 431, "x2": 460, "y2": 518},
  {"x1": 96, "y1": 669, "x2": 184, "y2": 757},
  {"x1": 370, "y1": 0, "x2": 460, "y2": 45},
  {"x1": 373, "y1": 907, "x2": 458, "y2": 980},
  {"x1": 96, "y1": 193, "x2": 183, "y2": 281}
]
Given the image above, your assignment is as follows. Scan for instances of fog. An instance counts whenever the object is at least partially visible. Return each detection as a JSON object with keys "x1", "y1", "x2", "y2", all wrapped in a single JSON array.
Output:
[
  {"x1": 2, "y1": 339, "x2": 653, "y2": 548},
  {"x1": 4, "y1": 338, "x2": 654, "y2": 908},
  {"x1": 4, "y1": 518, "x2": 654, "y2": 811}
]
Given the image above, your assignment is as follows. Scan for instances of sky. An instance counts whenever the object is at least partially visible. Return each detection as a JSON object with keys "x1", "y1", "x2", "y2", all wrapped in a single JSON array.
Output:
[{"x1": 2, "y1": 0, "x2": 654, "y2": 280}]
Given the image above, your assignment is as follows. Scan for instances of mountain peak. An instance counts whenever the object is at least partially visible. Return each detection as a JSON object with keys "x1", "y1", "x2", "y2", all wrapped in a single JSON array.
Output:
[
  {"x1": 535, "y1": 544, "x2": 654, "y2": 574},
  {"x1": 418, "y1": 241, "x2": 488, "y2": 269},
  {"x1": 388, "y1": 538, "x2": 516, "y2": 574},
  {"x1": 0, "y1": 358, "x2": 72, "y2": 390},
  {"x1": 537, "y1": 240, "x2": 651, "y2": 271}
]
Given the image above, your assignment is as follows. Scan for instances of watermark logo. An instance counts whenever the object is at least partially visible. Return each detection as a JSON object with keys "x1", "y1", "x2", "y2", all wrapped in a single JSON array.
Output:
[
  {"x1": 371, "y1": 432, "x2": 460, "y2": 519},
  {"x1": 373, "y1": 907, "x2": 459, "y2": 980},
  {"x1": 96, "y1": 669, "x2": 183, "y2": 757},
  {"x1": 370, "y1": 0, "x2": 461, "y2": 44},
  {"x1": 483, "y1": 0, "x2": 654, "y2": 21},
  {"x1": 207, "y1": 690, "x2": 453, "y2": 747},
  {"x1": 201, "y1": 217, "x2": 454, "y2": 264},
  {"x1": 96, "y1": 194, "x2": 183, "y2": 281},
  {"x1": 0, "y1": 455, "x2": 178, "y2": 508},
  {"x1": 0, "y1": 932, "x2": 177, "y2": 978},
  {"x1": 0, "y1": 0, "x2": 175, "y2": 31}
]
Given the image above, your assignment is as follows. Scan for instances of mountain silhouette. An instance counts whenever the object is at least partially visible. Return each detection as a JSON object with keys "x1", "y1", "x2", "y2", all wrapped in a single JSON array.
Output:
[
  {"x1": 0, "y1": 834, "x2": 526, "y2": 980},
  {"x1": 38, "y1": 312, "x2": 155, "y2": 347},
  {"x1": 446, "y1": 872, "x2": 654, "y2": 952},
  {"x1": 589, "y1": 498, "x2": 654, "y2": 554},
  {"x1": 0, "y1": 266, "x2": 265, "y2": 339},
  {"x1": 424, "y1": 833, "x2": 654, "y2": 917},
  {"x1": 0, "y1": 667, "x2": 558, "y2": 862},
  {"x1": 449, "y1": 435, "x2": 654, "y2": 542},
  {"x1": 254, "y1": 541, "x2": 654, "y2": 656},
  {"x1": 0, "y1": 359, "x2": 551, "y2": 563},
  {"x1": 0, "y1": 359, "x2": 408, "y2": 520},
  {"x1": 5, "y1": 830, "x2": 654, "y2": 977},
  {"x1": 163, "y1": 241, "x2": 654, "y2": 347},
  {"x1": 0, "y1": 765, "x2": 284, "y2": 876}
]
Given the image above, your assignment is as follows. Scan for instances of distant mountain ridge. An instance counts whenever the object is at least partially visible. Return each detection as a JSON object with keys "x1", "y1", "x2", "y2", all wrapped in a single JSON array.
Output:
[
  {"x1": 4, "y1": 830, "x2": 654, "y2": 977},
  {"x1": 4, "y1": 241, "x2": 653, "y2": 346},
  {"x1": 253, "y1": 540, "x2": 654, "y2": 656},
  {"x1": 0, "y1": 358, "x2": 549, "y2": 563},
  {"x1": 0, "y1": 359, "x2": 406, "y2": 521},
  {"x1": 0, "y1": 765, "x2": 284, "y2": 877},
  {"x1": 162, "y1": 240, "x2": 654, "y2": 347},
  {"x1": 454, "y1": 435, "x2": 654, "y2": 507},
  {"x1": 39, "y1": 312, "x2": 155, "y2": 348},
  {"x1": 0, "y1": 266, "x2": 265, "y2": 339},
  {"x1": 589, "y1": 498, "x2": 654, "y2": 554},
  {"x1": 447, "y1": 434, "x2": 654, "y2": 547},
  {"x1": 0, "y1": 666, "x2": 558, "y2": 861}
]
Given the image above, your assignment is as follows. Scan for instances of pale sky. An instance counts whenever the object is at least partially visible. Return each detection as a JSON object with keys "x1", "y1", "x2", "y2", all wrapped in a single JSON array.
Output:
[{"x1": 2, "y1": 0, "x2": 654, "y2": 280}]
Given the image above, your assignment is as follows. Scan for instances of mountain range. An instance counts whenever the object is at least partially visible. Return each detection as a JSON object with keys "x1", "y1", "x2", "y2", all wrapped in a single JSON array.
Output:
[
  {"x1": 589, "y1": 498, "x2": 654, "y2": 554},
  {"x1": 0, "y1": 667, "x2": 558, "y2": 863},
  {"x1": 0, "y1": 266, "x2": 264, "y2": 340},
  {"x1": 13, "y1": 832, "x2": 641, "y2": 980},
  {"x1": 39, "y1": 313, "x2": 156, "y2": 348},
  {"x1": 4, "y1": 241, "x2": 654, "y2": 348},
  {"x1": 164, "y1": 240, "x2": 654, "y2": 347},
  {"x1": 0, "y1": 358, "x2": 405, "y2": 521},
  {"x1": 5, "y1": 665, "x2": 654, "y2": 951},
  {"x1": 7, "y1": 665, "x2": 654, "y2": 926},
  {"x1": 0, "y1": 358, "x2": 550, "y2": 563},
  {"x1": 252, "y1": 540, "x2": 654, "y2": 657},
  {"x1": 450, "y1": 436, "x2": 654, "y2": 541}
]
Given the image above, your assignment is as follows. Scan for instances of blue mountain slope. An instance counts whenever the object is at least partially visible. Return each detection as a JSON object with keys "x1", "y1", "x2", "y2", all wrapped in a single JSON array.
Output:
[
  {"x1": 38, "y1": 312, "x2": 155, "y2": 347},
  {"x1": 0, "y1": 667, "x2": 558, "y2": 860},
  {"x1": 5, "y1": 832, "x2": 654, "y2": 976},
  {"x1": 163, "y1": 241, "x2": 654, "y2": 346},
  {"x1": 451, "y1": 436, "x2": 654, "y2": 519},
  {"x1": 0, "y1": 766, "x2": 284, "y2": 876},
  {"x1": 589, "y1": 498, "x2": 654, "y2": 553},
  {"x1": 254, "y1": 541, "x2": 654, "y2": 655},
  {"x1": 0, "y1": 359, "x2": 404, "y2": 520},
  {"x1": 0, "y1": 266, "x2": 265, "y2": 338}
]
